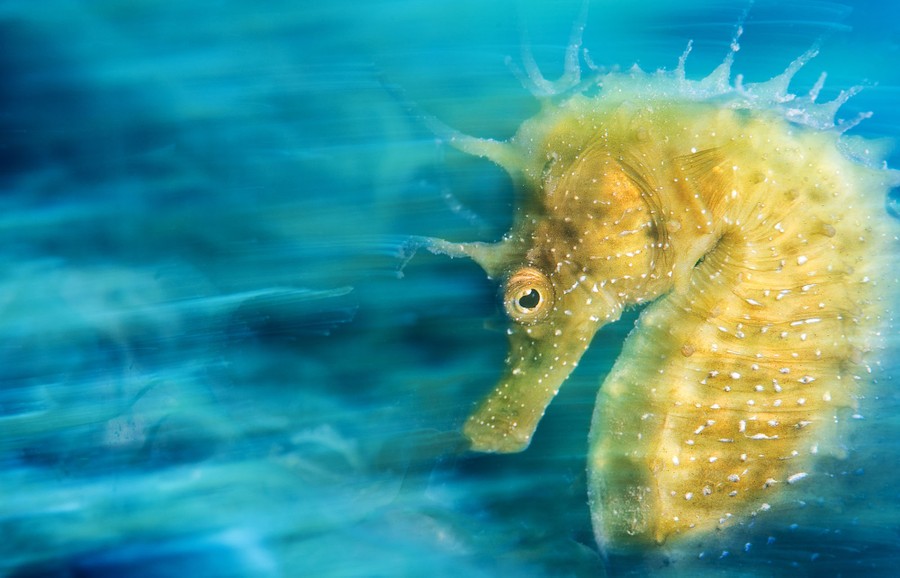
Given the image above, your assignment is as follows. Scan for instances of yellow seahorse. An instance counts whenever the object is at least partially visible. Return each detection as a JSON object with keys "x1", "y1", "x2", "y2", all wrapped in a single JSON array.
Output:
[{"x1": 421, "y1": 21, "x2": 899, "y2": 551}]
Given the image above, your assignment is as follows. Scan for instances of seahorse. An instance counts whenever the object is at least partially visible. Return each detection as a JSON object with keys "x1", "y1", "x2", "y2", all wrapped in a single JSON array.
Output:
[{"x1": 420, "y1": 19, "x2": 899, "y2": 551}]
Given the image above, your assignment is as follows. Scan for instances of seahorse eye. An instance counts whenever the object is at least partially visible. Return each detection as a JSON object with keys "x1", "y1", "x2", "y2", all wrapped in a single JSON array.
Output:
[
  {"x1": 504, "y1": 267, "x2": 554, "y2": 324},
  {"x1": 518, "y1": 288, "x2": 541, "y2": 309}
]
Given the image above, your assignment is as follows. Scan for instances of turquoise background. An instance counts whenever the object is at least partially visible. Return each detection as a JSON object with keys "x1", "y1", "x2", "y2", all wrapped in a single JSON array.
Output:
[{"x1": 1, "y1": 0, "x2": 899, "y2": 576}]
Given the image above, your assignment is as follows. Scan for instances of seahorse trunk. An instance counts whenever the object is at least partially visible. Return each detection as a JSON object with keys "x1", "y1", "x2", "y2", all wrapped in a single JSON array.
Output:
[{"x1": 587, "y1": 107, "x2": 896, "y2": 547}]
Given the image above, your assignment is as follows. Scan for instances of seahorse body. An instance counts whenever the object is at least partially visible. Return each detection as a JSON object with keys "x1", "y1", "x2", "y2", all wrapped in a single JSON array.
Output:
[
  {"x1": 424, "y1": 38, "x2": 899, "y2": 550},
  {"x1": 580, "y1": 100, "x2": 895, "y2": 547}
]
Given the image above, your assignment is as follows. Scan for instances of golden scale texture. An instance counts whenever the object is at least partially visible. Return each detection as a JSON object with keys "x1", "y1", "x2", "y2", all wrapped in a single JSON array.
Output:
[{"x1": 422, "y1": 23, "x2": 899, "y2": 550}]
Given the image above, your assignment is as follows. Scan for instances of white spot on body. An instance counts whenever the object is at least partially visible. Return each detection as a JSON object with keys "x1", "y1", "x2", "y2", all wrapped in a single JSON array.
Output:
[{"x1": 787, "y1": 472, "x2": 808, "y2": 484}]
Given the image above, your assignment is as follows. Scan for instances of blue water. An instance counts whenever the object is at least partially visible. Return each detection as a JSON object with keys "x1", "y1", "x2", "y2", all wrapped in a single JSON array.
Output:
[{"x1": 2, "y1": 1, "x2": 899, "y2": 576}]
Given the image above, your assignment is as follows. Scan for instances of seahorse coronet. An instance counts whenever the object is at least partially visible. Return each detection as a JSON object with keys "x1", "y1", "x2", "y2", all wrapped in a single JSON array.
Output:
[{"x1": 425, "y1": 27, "x2": 900, "y2": 551}]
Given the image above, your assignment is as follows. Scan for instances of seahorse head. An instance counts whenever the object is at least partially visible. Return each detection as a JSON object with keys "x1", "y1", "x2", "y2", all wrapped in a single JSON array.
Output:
[{"x1": 426, "y1": 99, "x2": 699, "y2": 452}]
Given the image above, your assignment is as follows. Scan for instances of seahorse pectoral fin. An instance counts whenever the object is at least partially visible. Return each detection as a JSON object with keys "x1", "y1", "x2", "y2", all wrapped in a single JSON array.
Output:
[
  {"x1": 464, "y1": 303, "x2": 617, "y2": 453},
  {"x1": 673, "y1": 146, "x2": 733, "y2": 216},
  {"x1": 665, "y1": 147, "x2": 729, "y2": 295}
]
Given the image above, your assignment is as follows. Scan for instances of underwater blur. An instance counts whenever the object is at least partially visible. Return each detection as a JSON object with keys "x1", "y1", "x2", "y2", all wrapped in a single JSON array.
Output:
[{"x1": 2, "y1": 0, "x2": 900, "y2": 576}]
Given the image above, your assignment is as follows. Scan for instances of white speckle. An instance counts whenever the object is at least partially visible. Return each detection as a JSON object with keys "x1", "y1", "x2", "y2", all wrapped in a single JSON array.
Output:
[
  {"x1": 673, "y1": 456, "x2": 680, "y2": 466},
  {"x1": 727, "y1": 474, "x2": 740, "y2": 482},
  {"x1": 760, "y1": 503, "x2": 771, "y2": 511},
  {"x1": 787, "y1": 472, "x2": 808, "y2": 484},
  {"x1": 730, "y1": 372, "x2": 741, "y2": 379},
  {"x1": 685, "y1": 492, "x2": 694, "y2": 500},
  {"x1": 823, "y1": 391, "x2": 832, "y2": 402},
  {"x1": 797, "y1": 255, "x2": 808, "y2": 265}
]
